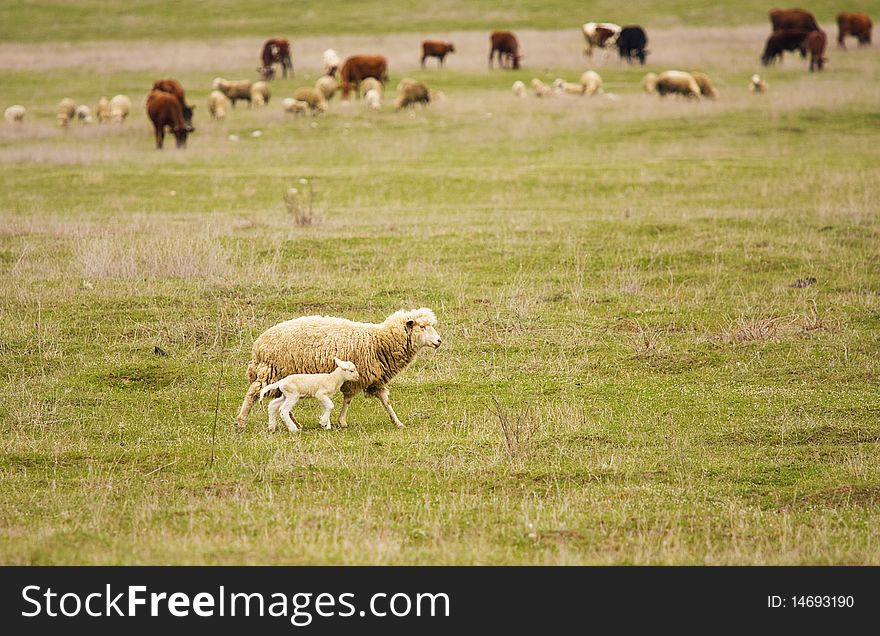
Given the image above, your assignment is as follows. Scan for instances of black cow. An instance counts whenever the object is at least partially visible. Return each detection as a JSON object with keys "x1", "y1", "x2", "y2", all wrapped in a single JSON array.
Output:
[{"x1": 617, "y1": 25, "x2": 648, "y2": 64}]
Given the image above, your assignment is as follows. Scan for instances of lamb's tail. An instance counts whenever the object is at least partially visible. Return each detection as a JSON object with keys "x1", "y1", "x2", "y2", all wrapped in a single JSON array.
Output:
[{"x1": 259, "y1": 381, "x2": 280, "y2": 402}]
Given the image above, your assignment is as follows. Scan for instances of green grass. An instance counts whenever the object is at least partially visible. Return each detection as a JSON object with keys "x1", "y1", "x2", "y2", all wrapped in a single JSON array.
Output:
[
  {"x1": 1, "y1": 0, "x2": 875, "y2": 42},
  {"x1": 1, "y1": 11, "x2": 880, "y2": 564}
]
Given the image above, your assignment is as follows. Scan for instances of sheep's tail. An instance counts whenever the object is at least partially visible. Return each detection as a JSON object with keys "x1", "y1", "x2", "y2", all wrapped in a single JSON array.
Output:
[{"x1": 259, "y1": 381, "x2": 280, "y2": 403}]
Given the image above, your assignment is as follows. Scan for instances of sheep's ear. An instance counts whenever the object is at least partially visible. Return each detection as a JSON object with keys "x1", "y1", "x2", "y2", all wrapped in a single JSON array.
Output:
[
  {"x1": 405, "y1": 319, "x2": 414, "y2": 332},
  {"x1": 333, "y1": 357, "x2": 343, "y2": 367}
]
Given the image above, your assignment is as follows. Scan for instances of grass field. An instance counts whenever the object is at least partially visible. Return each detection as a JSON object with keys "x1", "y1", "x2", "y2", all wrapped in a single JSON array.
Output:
[{"x1": 1, "y1": 3, "x2": 880, "y2": 564}]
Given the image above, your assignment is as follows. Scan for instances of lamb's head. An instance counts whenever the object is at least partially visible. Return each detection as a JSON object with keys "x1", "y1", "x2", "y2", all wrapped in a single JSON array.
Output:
[
  {"x1": 400, "y1": 308, "x2": 442, "y2": 350},
  {"x1": 333, "y1": 358, "x2": 360, "y2": 381}
]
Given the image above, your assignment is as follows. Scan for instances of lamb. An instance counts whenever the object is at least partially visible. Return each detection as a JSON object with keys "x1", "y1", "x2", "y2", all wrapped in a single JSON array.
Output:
[
  {"x1": 237, "y1": 308, "x2": 442, "y2": 430},
  {"x1": 530, "y1": 78, "x2": 553, "y2": 97},
  {"x1": 292, "y1": 87, "x2": 328, "y2": 114},
  {"x1": 359, "y1": 77, "x2": 384, "y2": 98},
  {"x1": 394, "y1": 78, "x2": 431, "y2": 110},
  {"x1": 749, "y1": 74, "x2": 768, "y2": 94},
  {"x1": 259, "y1": 358, "x2": 360, "y2": 433},
  {"x1": 645, "y1": 70, "x2": 701, "y2": 98},
  {"x1": 579, "y1": 70, "x2": 603, "y2": 96},
  {"x1": 322, "y1": 48, "x2": 341, "y2": 77},
  {"x1": 691, "y1": 72, "x2": 718, "y2": 99},
  {"x1": 315, "y1": 75, "x2": 339, "y2": 101},
  {"x1": 250, "y1": 80, "x2": 271, "y2": 107},
  {"x1": 212, "y1": 78, "x2": 254, "y2": 107},
  {"x1": 4, "y1": 105, "x2": 26, "y2": 124},
  {"x1": 75, "y1": 104, "x2": 94, "y2": 124},
  {"x1": 207, "y1": 90, "x2": 229, "y2": 119},
  {"x1": 365, "y1": 88, "x2": 382, "y2": 111},
  {"x1": 108, "y1": 94, "x2": 131, "y2": 123},
  {"x1": 512, "y1": 80, "x2": 527, "y2": 97},
  {"x1": 553, "y1": 78, "x2": 586, "y2": 95},
  {"x1": 282, "y1": 98, "x2": 310, "y2": 115},
  {"x1": 56, "y1": 98, "x2": 77, "y2": 126},
  {"x1": 95, "y1": 97, "x2": 111, "y2": 123}
]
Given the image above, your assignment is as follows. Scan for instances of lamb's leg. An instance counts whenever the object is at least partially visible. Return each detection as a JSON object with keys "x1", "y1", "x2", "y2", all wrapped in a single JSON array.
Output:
[
  {"x1": 317, "y1": 394, "x2": 334, "y2": 430},
  {"x1": 376, "y1": 387, "x2": 405, "y2": 429},
  {"x1": 279, "y1": 395, "x2": 300, "y2": 433},
  {"x1": 237, "y1": 380, "x2": 262, "y2": 429},
  {"x1": 337, "y1": 388, "x2": 355, "y2": 428},
  {"x1": 267, "y1": 396, "x2": 284, "y2": 432}
]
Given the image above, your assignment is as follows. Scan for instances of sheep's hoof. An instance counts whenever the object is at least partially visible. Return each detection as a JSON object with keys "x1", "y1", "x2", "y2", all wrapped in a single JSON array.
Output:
[{"x1": 321, "y1": 422, "x2": 332, "y2": 431}]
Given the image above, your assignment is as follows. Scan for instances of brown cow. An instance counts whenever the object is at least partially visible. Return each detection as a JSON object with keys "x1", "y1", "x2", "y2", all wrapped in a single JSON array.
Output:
[
  {"x1": 151, "y1": 78, "x2": 194, "y2": 130},
  {"x1": 421, "y1": 40, "x2": 455, "y2": 68},
  {"x1": 769, "y1": 8, "x2": 820, "y2": 31},
  {"x1": 259, "y1": 38, "x2": 293, "y2": 79},
  {"x1": 761, "y1": 29, "x2": 811, "y2": 65},
  {"x1": 339, "y1": 55, "x2": 389, "y2": 99},
  {"x1": 837, "y1": 12, "x2": 872, "y2": 48},
  {"x1": 146, "y1": 90, "x2": 191, "y2": 149},
  {"x1": 806, "y1": 29, "x2": 827, "y2": 71},
  {"x1": 489, "y1": 31, "x2": 521, "y2": 69}
]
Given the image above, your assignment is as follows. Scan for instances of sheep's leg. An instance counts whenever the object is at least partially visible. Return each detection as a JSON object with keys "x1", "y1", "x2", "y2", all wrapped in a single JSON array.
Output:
[
  {"x1": 337, "y1": 391, "x2": 355, "y2": 428},
  {"x1": 279, "y1": 395, "x2": 300, "y2": 433},
  {"x1": 267, "y1": 396, "x2": 285, "y2": 431},
  {"x1": 317, "y1": 394, "x2": 334, "y2": 430},
  {"x1": 237, "y1": 380, "x2": 262, "y2": 429},
  {"x1": 376, "y1": 387, "x2": 405, "y2": 429}
]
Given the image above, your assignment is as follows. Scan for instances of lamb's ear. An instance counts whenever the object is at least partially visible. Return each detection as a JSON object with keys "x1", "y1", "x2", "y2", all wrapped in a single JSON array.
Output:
[
  {"x1": 405, "y1": 319, "x2": 414, "y2": 332},
  {"x1": 333, "y1": 357, "x2": 343, "y2": 367}
]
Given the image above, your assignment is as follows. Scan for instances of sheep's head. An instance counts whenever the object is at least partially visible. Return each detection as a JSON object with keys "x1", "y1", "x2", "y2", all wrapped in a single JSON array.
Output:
[
  {"x1": 399, "y1": 308, "x2": 442, "y2": 350},
  {"x1": 334, "y1": 358, "x2": 360, "y2": 381},
  {"x1": 212, "y1": 78, "x2": 225, "y2": 90}
]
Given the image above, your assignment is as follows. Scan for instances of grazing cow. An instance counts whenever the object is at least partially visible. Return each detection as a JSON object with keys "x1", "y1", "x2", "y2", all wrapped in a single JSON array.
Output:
[
  {"x1": 761, "y1": 29, "x2": 811, "y2": 65},
  {"x1": 805, "y1": 29, "x2": 827, "y2": 71},
  {"x1": 151, "y1": 78, "x2": 194, "y2": 130},
  {"x1": 259, "y1": 38, "x2": 293, "y2": 80},
  {"x1": 146, "y1": 90, "x2": 191, "y2": 149},
  {"x1": 837, "y1": 12, "x2": 872, "y2": 48},
  {"x1": 582, "y1": 22, "x2": 622, "y2": 59},
  {"x1": 421, "y1": 40, "x2": 455, "y2": 68},
  {"x1": 339, "y1": 55, "x2": 389, "y2": 99},
  {"x1": 489, "y1": 31, "x2": 521, "y2": 69},
  {"x1": 769, "y1": 8, "x2": 819, "y2": 32},
  {"x1": 617, "y1": 25, "x2": 648, "y2": 64}
]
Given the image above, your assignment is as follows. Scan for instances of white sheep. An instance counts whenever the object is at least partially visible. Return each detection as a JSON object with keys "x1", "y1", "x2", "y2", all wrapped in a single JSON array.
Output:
[
  {"x1": 579, "y1": 70, "x2": 603, "y2": 96},
  {"x1": 360, "y1": 77, "x2": 383, "y2": 98},
  {"x1": 530, "y1": 78, "x2": 553, "y2": 98},
  {"x1": 282, "y1": 97, "x2": 310, "y2": 115},
  {"x1": 365, "y1": 88, "x2": 382, "y2": 111},
  {"x1": 237, "y1": 308, "x2": 442, "y2": 430},
  {"x1": 322, "y1": 48, "x2": 341, "y2": 77},
  {"x1": 75, "y1": 104, "x2": 94, "y2": 124},
  {"x1": 292, "y1": 87, "x2": 328, "y2": 114},
  {"x1": 259, "y1": 358, "x2": 360, "y2": 432},
  {"x1": 213, "y1": 77, "x2": 254, "y2": 107},
  {"x1": 750, "y1": 74, "x2": 768, "y2": 94},
  {"x1": 4, "y1": 105, "x2": 26, "y2": 124},
  {"x1": 692, "y1": 72, "x2": 718, "y2": 99},
  {"x1": 250, "y1": 80, "x2": 271, "y2": 107},
  {"x1": 512, "y1": 80, "x2": 526, "y2": 98},
  {"x1": 207, "y1": 90, "x2": 229, "y2": 119},
  {"x1": 395, "y1": 78, "x2": 431, "y2": 110},
  {"x1": 57, "y1": 98, "x2": 76, "y2": 126},
  {"x1": 109, "y1": 94, "x2": 131, "y2": 123},
  {"x1": 647, "y1": 70, "x2": 701, "y2": 99},
  {"x1": 314, "y1": 75, "x2": 338, "y2": 101},
  {"x1": 553, "y1": 78, "x2": 586, "y2": 96},
  {"x1": 95, "y1": 97, "x2": 111, "y2": 123}
]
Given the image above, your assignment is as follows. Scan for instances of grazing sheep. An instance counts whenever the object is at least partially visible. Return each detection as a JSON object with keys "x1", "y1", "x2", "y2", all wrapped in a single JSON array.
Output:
[
  {"x1": 530, "y1": 78, "x2": 553, "y2": 97},
  {"x1": 648, "y1": 70, "x2": 701, "y2": 99},
  {"x1": 512, "y1": 80, "x2": 527, "y2": 97},
  {"x1": 212, "y1": 77, "x2": 254, "y2": 107},
  {"x1": 553, "y1": 78, "x2": 586, "y2": 95},
  {"x1": 322, "y1": 48, "x2": 341, "y2": 76},
  {"x1": 750, "y1": 74, "x2": 768, "y2": 94},
  {"x1": 641, "y1": 72, "x2": 658, "y2": 94},
  {"x1": 292, "y1": 87, "x2": 328, "y2": 114},
  {"x1": 360, "y1": 77, "x2": 384, "y2": 98},
  {"x1": 259, "y1": 358, "x2": 360, "y2": 432},
  {"x1": 395, "y1": 78, "x2": 431, "y2": 110},
  {"x1": 691, "y1": 72, "x2": 718, "y2": 99},
  {"x1": 315, "y1": 75, "x2": 339, "y2": 101},
  {"x1": 4, "y1": 105, "x2": 26, "y2": 124},
  {"x1": 108, "y1": 94, "x2": 131, "y2": 123},
  {"x1": 282, "y1": 97, "x2": 310, "y2": 115},
  {"x1": 250, "y1": 80, "x2": 271, "y2": 107},
  {"x1": 56, "y1": 98, "x2": 77, "y2": 126},
  {"x1": 579, "y1": 70, "x2": 604, "y2": 95},
  {"x1": 75, "y1": 104, "x2": 94, "y2": 124},
  {"x1": 365, "y1": 88, "x2": 382, "y2": 111},
  {"x1": 207, "y1": 90, "x2": 229, "y2": 119},
  {"x1": 237, "y1": 308, "x2": 442, "y2": 430},
  {"x1": 95, "y1": 97, "x2": 111, "y2": 123}
]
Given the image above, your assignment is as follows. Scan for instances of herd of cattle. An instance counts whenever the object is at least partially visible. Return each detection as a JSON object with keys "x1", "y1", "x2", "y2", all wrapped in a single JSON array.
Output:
[{"x1": 2, "y1": 8, "x2": 873, "y2": 147}]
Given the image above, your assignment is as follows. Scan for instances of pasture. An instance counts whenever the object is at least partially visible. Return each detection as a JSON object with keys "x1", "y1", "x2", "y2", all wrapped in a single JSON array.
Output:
[{"x1": 1, "y1": 3, "x2": 879, "y2": 564}]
